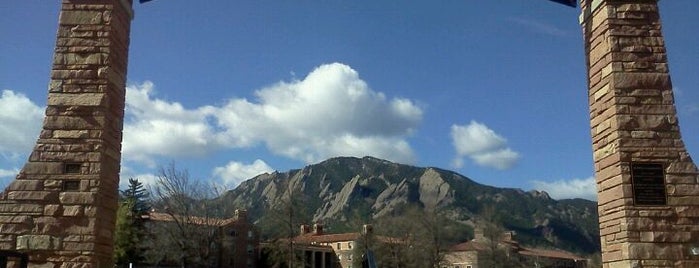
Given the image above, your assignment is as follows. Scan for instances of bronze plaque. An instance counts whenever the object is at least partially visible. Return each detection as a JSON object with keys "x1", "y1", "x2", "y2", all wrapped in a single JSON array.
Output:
[{"x1": 631, "y1": 163, "x2": 667, "y2": 206}]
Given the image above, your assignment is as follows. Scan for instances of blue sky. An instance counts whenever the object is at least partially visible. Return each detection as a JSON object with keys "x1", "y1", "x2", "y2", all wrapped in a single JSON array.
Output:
[{"x1": 1, "y1": 1, "x2": 697, "y2": 201}]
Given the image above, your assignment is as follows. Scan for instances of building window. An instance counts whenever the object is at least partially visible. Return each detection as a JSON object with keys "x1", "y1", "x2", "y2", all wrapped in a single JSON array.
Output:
[
  {"x1": 230, "y1": 230, "x2": 238, "y2": 237},
  {"x1": 337, "y1": 242, "x2": 341, "y2": 250},
  {"x1": 348, "y1": 242, "x2": 352, "y2": 249},
  {"x1": 64, "y1": 163, "x2": 81, "y2": 174}
]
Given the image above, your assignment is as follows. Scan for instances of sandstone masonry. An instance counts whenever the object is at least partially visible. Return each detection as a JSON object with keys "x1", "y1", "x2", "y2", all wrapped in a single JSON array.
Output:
[
  {"x1": 580, "y1": 0, "x2": 699, "y2": 267},
  {"x1": 0, "y1": 0, "x2": 134, "y2": 267}
]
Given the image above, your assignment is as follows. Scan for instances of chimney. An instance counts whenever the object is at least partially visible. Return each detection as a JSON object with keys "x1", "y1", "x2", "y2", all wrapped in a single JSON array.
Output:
[
  {"x1": 501, "y1": 231, "x2": 516, "y2": 242},
  {"x1": 362, "y1": 224, "x2": 373, "y2": 235},
  {"x1": 312, "y1": 223, "x2": 323, "y2": 235},
  {"x1": 300, "y1": 224, "x2": 311, "y2": 235},
  {"x1": 234, "y1": 209, "x2": 247, "y2": 220}
]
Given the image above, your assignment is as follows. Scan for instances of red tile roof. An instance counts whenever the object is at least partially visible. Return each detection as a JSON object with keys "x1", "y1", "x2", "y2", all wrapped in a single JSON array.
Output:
[
  {"x1": 293, "y1": 232, "x2": 363, "y2": 243},
  {"x1": 518, "y1": 247, "x2": 586, "y2": 261},
  {"x1": 145, "y1": 212, "x2": 241, "y2": 227},
  {"x1": 449, "y1": 238, "x2": 584, "y2": 261}
]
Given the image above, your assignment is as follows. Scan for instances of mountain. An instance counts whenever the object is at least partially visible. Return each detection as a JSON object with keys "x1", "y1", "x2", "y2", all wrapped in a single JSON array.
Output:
[{"x1": 217, "y1": 156, "x2": 600, "y2": 254}]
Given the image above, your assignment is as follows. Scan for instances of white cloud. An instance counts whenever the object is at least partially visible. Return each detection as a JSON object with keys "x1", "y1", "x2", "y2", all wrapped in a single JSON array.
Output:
[
  {"x1": 123, "y1": 82, "x2": 218, "y2": 167},
  {"x1": 452, "y1": 121, "x2": 506, "y2": 155},
  {"x1": 0, "y1": 90, "x2": 43, "y2": 156},
  {"x1": 451, "y1": 121, "x2": 520, "y2": 170},
  {"x1": 0, "y1": 168, "x2": 19, "y2": 191},
  {"x1": 213, "y1": 159, "x2": 274, "y2": 187},
  {"x1": 471, "y1": 149, "x2": 520, "y2": 170},
  {"x1": 123, "y1": 63, "x2": 422, "y2": 165},
  {"x1": 119, "y1": 172, "x2": 159, "y2": 191},
  {"x1": 0, "y1": 168, "x2": 18, "y2": 178},
  {"x1": 508, "y1": 17, "x2": 567, "y2": 37},
  {"x1": 531, "y1": 176, "x2": 597, "y2": 201}
]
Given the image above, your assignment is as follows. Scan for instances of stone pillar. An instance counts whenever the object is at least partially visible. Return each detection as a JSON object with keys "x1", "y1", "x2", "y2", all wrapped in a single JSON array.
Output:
[
  {"x1": 580, "y1": 0, "x2": 699, "y2": 267},
  {"x1": 0, "y1": 0, "x2": 133, "y2": 267}
]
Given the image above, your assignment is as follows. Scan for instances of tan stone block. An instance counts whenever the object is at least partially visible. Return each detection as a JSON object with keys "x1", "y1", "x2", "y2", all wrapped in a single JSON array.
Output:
[
  {"x1": 5, "y1": 180, "x2": 42, "y2": 191},
  {"x1": 668, "y1": 196, "x2": 699, "y2": 206},
  {"x1": 53, "y1": 130, "x2": 90, "y2": 139},
  {"x1": 22, "y1": 162, "x2": 64, "y2": 175},
  {"x1": 595, "y1": 141, "x2": 619, "y2": 160},
  {"x1": 598, "y1": 172, "x2": 623, "y2": 192},
  {"x1": 602, "y1": 251, "x2": 623, "y2": 263},
  {"x1": 612, "y1": 72, "x2": 669, "y2": 89},
  {"x1": 16, "y1": 235, "x2": 62, "y2": 250},
  {"x1": 600, "y1": 203, "x2": 630, "y2": 222},
  {"x1": 629, "y1": 130, "x2": 658, "y2": 139},
  {"x1": 60, "y1": 11, "x2": 102, "y2": 25},
  {"x1": 44, "y1": 204, "x2": 62, "y2": 216},
  {"x1": 62, "y1": 206, "x2": 84, "y2": 217},
  {"x1": 63, "y1": 219, "x2": 96, "y2": 235},
  {"x1": 0, "y1": 216, "x2": 32, "y2": 224},
  {"x1": 83, "y1": 206, "x2": 98, "y2": 218},
  {"x1": 68, "y1": 53, "x2": 104, "y2": 65},
  {"x1": 670, "y1": 185, "x2": 699, "y2": 196},
  {"x1": 667, "y1": 162, "x2": 699, "y2": 174},
  {"x1": 43, "y1": 116, "x2": 106, "y2": 130},
  {"x1": 0, "y1": 203, "x2": 43, "y2": 214},
  {"x1": 59, "y1": 192, "x2": 96, "y2": 205},
  {"x1": 48, "y1": 93, "x2": 106, "y2": 107},
  {"x1": 627, "y1": 242, "x2": 686, "y2": 260},
  {"x1": 0, "y1": 223, "x2": 31, "y2": 235},
  {"x1": 6, "y1": 191, "x2": 57, "y2": 202},
  {"x1": 51, "y1": 70, "x2": 97, "y2": 79}
]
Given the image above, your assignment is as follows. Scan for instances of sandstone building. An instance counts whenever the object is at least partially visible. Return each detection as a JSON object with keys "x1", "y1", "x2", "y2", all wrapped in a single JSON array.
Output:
[
  {"x1": 443, "y1": 230, "x2": 587, "y2": 268},
  {"x1": 143, "y1": 209, "x2": 259, "y2": 268}
]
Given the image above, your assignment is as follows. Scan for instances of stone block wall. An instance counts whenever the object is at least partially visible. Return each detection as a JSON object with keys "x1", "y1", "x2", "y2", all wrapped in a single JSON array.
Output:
[
  {"x1": 0, "y1": 0, "x2": 133, "y2": 267},
  {"x1": 580, "y1": 0, "x2": 699, "y2": 267}
]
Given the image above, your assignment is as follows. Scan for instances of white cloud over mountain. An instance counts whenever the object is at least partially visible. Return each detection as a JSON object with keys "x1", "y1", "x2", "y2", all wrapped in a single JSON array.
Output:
[
  {"x1": 531, "y1": 176, "x2": 597, "y2": 201},
  {"x1": 450, "y1": 121, "x2": 520, "y2": 170},
  {"x1": 123, "y1": 63, "x2": 422, "y2": 166},
  {"x1": 213, "y1": 159, "x2": 274, "y2": 187}
]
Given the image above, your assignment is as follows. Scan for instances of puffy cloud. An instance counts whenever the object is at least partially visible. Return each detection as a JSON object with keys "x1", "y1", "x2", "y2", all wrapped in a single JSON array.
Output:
[
  {"x1": 123, "y1": 63, "x2": 422, "y2": 165},
  {"x1": 451, "y1": 121, "x2": 520, "y2": 170},
  {"x1": 0, "y1": 90, "x2": 43, "y2": 156},
  {"x1": 471, "y1": 149, "x2": 520, "y2": 170},
  {"x1": 213, "y1": 159, "x2": 274, "y2": 187},
  {"x1": 531, "y1": 176, "x2": 597, "y2": 201},
  {"x1": 123, "y1": 81, "x2": 220, "y2": 166},
  {"x1": 213, "y1": 63, "x2": 421, "y2": 163}
]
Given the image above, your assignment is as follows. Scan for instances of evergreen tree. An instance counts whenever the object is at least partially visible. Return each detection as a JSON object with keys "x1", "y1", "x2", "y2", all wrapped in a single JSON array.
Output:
[
  {"x1": 114, "y1": 200, "x2": 140, "y2": 266},
  {"x1": 113, "y1": 178, "x2": 150, "y2": 266},
  {"x1": 121, "y1": 178, "x2": 150, "y2": 216}
]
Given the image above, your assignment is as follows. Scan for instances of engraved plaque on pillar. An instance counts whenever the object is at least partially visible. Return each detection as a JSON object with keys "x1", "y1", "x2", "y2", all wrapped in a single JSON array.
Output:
[{"x1": 631, "y1": 163, "x2": 667, "y2": 206}]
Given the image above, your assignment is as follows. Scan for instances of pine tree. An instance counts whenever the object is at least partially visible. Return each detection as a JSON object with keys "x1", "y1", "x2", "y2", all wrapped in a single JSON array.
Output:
[
  {"x1": 121, "y1": 178, "x2": 150, "y2": 216},
  {"x1": 113, "y1": 178, "x2": 150, "y2": 266}
]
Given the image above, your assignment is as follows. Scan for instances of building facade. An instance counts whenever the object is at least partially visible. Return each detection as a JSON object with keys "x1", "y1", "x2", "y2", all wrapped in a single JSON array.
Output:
[
  {"x1": 144, "y1": 209, "x2": 259, "y2": 268},
  {"x1": 443, "y1": 230, "x2": 587, "y2": 268},
  {"x1": 290, "y1": 224, "x2": 377, "y2": 268}
]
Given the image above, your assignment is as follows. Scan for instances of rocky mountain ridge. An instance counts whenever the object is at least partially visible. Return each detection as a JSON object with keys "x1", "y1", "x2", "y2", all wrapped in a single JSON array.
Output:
[{"x1": 218, "y1": 156, "x2": 600, "y2": 254}]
